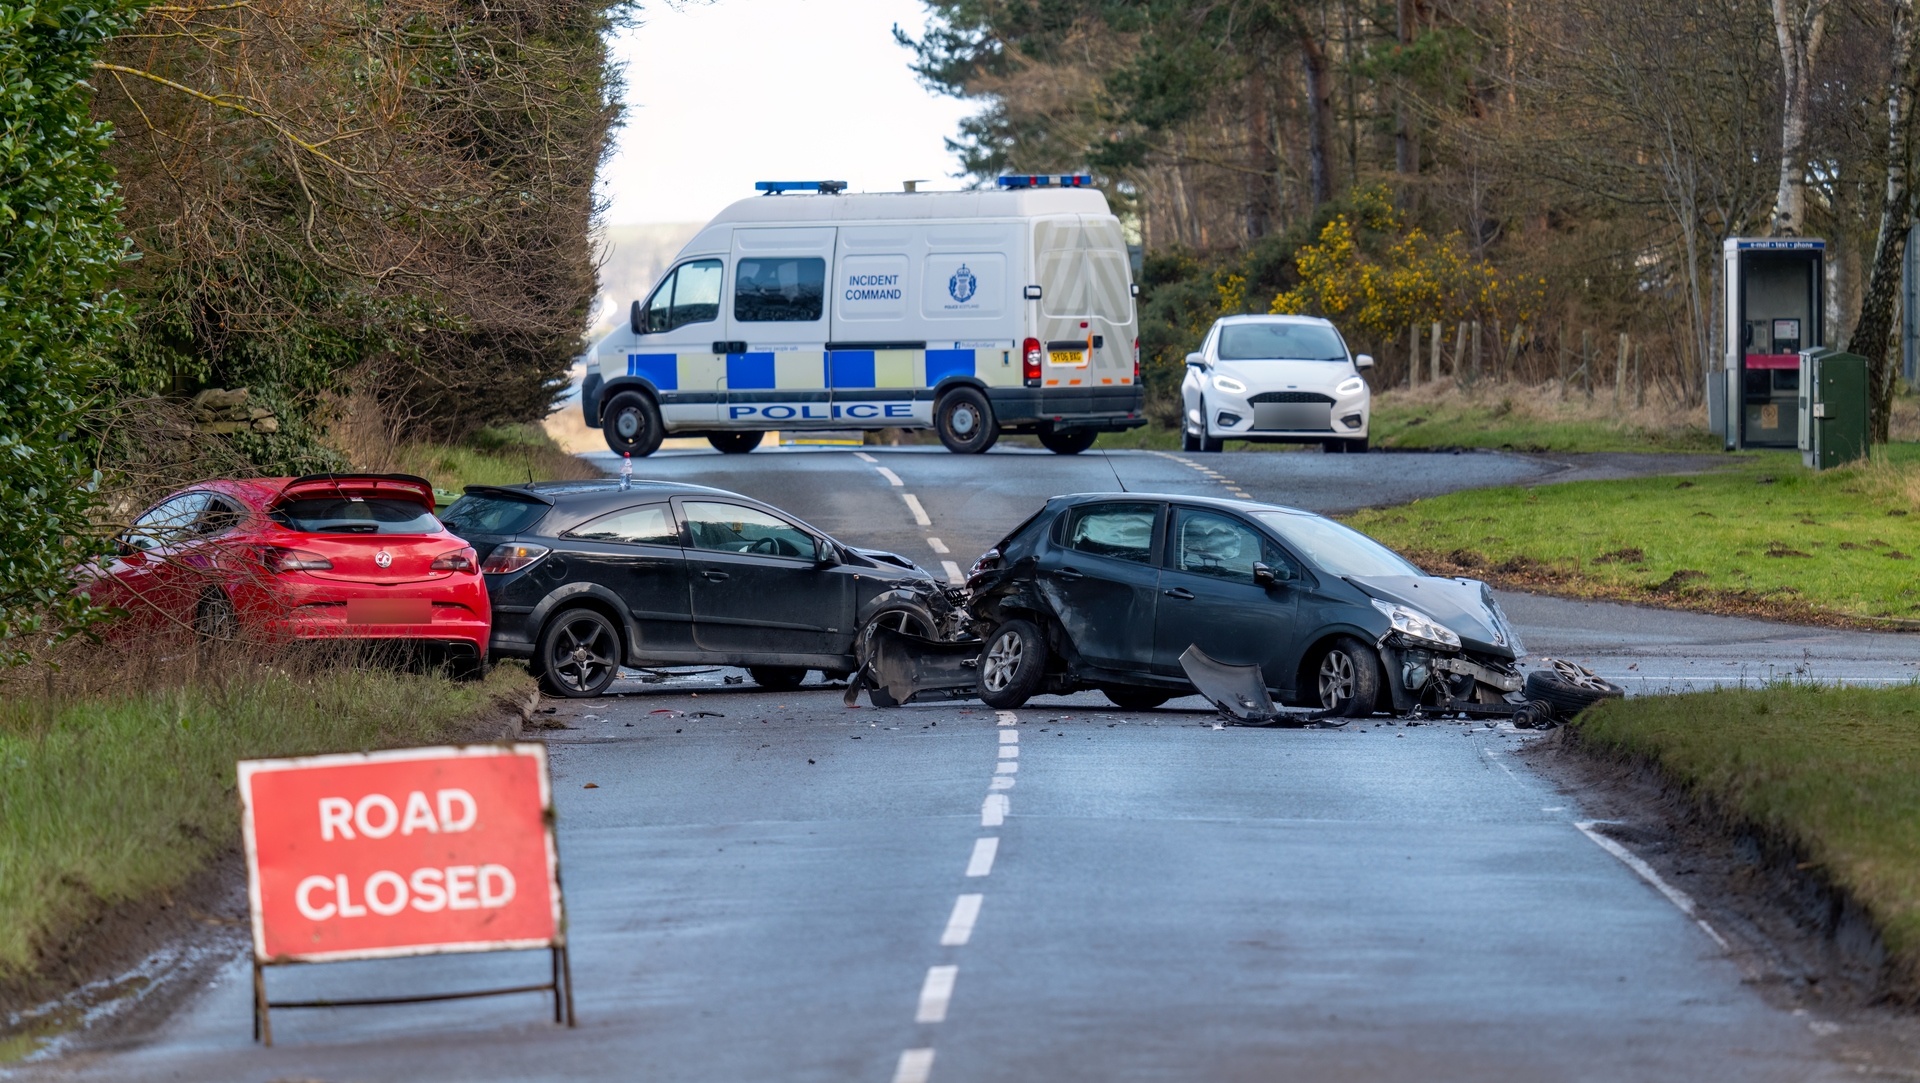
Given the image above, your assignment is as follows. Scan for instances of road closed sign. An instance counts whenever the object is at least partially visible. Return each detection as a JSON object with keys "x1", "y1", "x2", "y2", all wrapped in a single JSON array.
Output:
[{"x1": 239, "y1": 744, "x2": 562, "y2": 963}]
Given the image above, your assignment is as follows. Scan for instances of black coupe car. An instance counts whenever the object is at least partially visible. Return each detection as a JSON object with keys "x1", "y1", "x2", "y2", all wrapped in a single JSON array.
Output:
[{"x1": 441, "y1": 480, "x2": 936, "y2": 697}]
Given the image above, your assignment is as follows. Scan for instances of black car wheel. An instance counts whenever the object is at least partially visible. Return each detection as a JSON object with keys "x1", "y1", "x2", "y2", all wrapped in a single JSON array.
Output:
[
  {"x1": 537, "y1": 608, "x2": 622, "y2": 698},
  {"x1": 749, "y1": 665, "x2": 808, "y2": 691},
  {"x1": 1315, "y1": 636, "x2": 1381, "y2": 717},
  {"x1": 1524, "y1": 659, "x2": 1625, "y2": 716},
  {"x1": 709, "y1": 432, "x2": 763, "y2": 454},
  {"x1": 601, "y1": 391, "x2": 664, "y2": 458},
  {"x1": 1103, "y1": 686, "x2": 1171, "y2": 710},
  {"x1": 978, "y1": 618, "x2": 1046, "y2": 709},
  {"x1": 194, "y1": 589, "x2": 238, "y2": 642},
  {"x1": 1181, "y1": 423, "x2": 1201, "y2": 452},
  {"x1": 1196, "y1": 398, "x2": 1223, "y2": 453},
  {"x1": 935, "y1": 387, "x2": 999, "y2": 454},
  {"x1": 1037, "y1": 426, "x2": 1098, "y2": 455},
  {"x1": 857, "y1": 605, "x2": 939, "y2": 708}
]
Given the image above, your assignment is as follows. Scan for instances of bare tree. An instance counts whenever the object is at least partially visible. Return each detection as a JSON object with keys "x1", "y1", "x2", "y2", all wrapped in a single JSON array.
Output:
[
  {"x1": 1770, "y1": 0, "x2": 1834, "y2": 235},
  {"x1": 1845, "y1": 0, "x2": 1920, "y2": 440}
]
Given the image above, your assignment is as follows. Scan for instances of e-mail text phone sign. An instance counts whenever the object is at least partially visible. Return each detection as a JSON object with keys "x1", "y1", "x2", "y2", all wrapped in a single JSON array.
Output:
[{"x1": 240, "y1": 745, "x2": 561, "y2": 963}]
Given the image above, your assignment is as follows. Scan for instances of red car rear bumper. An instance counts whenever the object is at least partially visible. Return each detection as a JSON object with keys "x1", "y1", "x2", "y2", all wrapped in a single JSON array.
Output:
[{"x1": 242, "y1": 575, "x2": 491, "y2": 657}]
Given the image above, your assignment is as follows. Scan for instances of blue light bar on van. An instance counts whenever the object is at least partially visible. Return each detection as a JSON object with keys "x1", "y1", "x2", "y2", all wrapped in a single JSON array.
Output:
[
  {"x1": 996, "y1": 174, "x2": 1094, "y2": 189},
  {"x1": 755, "y1": 180, "x2": 848, "y2": 194}
]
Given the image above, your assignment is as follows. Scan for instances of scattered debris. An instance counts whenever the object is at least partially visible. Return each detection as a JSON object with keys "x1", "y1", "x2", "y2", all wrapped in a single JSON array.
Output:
[
  {"x1": 724, "y1": 675, "x2": 744, "y2": 685},
  {"x1": 583, "y1": 782, "x2": 599, "y2": 789}
]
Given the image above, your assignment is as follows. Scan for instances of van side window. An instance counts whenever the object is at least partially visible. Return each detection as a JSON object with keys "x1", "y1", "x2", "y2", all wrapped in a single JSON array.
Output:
[
  {"x1": 735, "y1": 257, "x2": 825, "y2": 323},
  {"x1": 643, "y1": 259, "x2": 723, "y2": 333}
]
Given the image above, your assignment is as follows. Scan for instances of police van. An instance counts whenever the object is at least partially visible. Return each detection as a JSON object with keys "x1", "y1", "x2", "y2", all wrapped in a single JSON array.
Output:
[{"x1": 581, "y1": 176, "x2": 1145, "y2": 456}]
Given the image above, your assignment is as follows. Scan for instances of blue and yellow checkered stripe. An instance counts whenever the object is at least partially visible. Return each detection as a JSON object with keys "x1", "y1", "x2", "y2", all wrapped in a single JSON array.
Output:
[{"x1": 625, "y1": 347, "x2": 1019, "y2": 392}]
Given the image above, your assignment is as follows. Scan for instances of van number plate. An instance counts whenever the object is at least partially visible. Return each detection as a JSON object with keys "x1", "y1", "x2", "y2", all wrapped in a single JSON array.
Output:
[{"x1": 1048, "y1": 349, "x2": 1085, "y2": 366}]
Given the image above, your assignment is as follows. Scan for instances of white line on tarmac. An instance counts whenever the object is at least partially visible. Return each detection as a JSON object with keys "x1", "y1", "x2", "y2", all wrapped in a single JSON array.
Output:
[
  {"x1": 995, "y1": 761, "x2": 1018, "y2": 774},
  {"x1": 940, "y1": 894, "x2": 984, "y2": 946},
  {"x1": 916, "y1": 966, "x2": 958, "y2": 1023},
  {"x1": 927, "y1": 537, "x2": 950, "y2": 554},
  {"x1": 892, "y1": 1047, "x2": 935, "y2": 1083},
  {"x1": 941, "y1": 560, "x2": 964, "y2": 584},
  {"x1": 876, "y1": 466, "x2": 905, "y2": 486},
  {"x1": 998, "y1": 746, "x2": 1018, "y2": 759},
  {"x1": 903, "y1": 494, "x2": 932, "y2": 526},
  {"x1": 981, "y1": 793, "x2": 1008, "y2": 826},
  {"x1": 966, "y1": 838, "x2": 999, "y2": 877},
  {"x1": 995, "y1": 710, "x2": 1017, "y2": 726},
  {"x1": 855, "y1": 452, "x2": 878, "y2": 464},
  {"x1": 1574, "y1": 821, "x2": 1731, "y2": 951},
  {"x1": 999, "y1": 730, "x2": 1018, "y2": 744},
  {"x1": 988, "y1": 776, "x2": 1015, "y2": 790}
]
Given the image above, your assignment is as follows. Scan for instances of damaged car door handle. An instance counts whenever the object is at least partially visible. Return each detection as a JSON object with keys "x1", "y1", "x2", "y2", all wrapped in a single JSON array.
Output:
[
  {"x1": 1163, "y1": 587, "x2": 1196, "y2": 600},
  {"x1": 701, "y1": 570, "x2": 730, "y2": 581}
]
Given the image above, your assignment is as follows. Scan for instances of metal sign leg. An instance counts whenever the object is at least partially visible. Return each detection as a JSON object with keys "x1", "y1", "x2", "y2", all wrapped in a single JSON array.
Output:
[
  {"x1": 561, "y1": 945, "x2": 576, "y2": 1028},
  {"x1": 253, "y1": 960, "x2": 273, "y2": 1047}
]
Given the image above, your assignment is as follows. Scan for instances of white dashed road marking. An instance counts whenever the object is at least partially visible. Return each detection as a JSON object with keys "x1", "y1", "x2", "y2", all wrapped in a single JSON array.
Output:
[
  {"x1": 892, "y1": 1048, "x2": 935, "y2": 1083},
  {"x1": 916, "y1": 966, "x2": 959, "y2": 1023},
  {"x1": 927, "y1": 537, "x2": 950, "y2": 554},
  {"x1": 965, "y1": 837, "x2": 999, "y2": 877},
  {"x1": 998, "y1": 730, "x2": 1018, "y2": 744},
  {"x1": 876, "y1": 466, "x2": 904, "y2": 486},
  {"x1": 941, "y1": 560, "x2": 965, "y2": 585},
  {"x1": 940, "y1": 895, "x2": 984, "y2": 947},
  {"x1": 994, "y1": 761, "x2": 1017, "y2": 774},
  {"x1": 1574, "y1": 821, "x2": 1730, "y2": 951},
  {"x1": 855, "y1": 451, "x2": 878, "y2": 463},
  {"x1": 998, "y1": 746, "x2": 1018, "y2": 759},
  {"x1": 995, "y1": 710, "x2": 1018, "y2": 726},
  {"x1": 988, "y1": 776, "x2": 1014, "y2": 790},
  {"x1": 903, "y1": 494, "x2": 932, "y2": 526},
  {"x1": 981, "y1": 794, "x2": 1008, "y2": 826}
]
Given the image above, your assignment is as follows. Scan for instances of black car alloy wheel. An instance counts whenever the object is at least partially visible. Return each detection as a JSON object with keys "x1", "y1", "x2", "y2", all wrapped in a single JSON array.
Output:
[
  {"x1": 1316, "y1": 636, "x2": 1380, "y2": 717},
  {"x1": 978, "y1": 618, "x2": 1046, "y2": 709},
  {"x1": 539, "y1": 608, "x2": 621, "y2": 698}
]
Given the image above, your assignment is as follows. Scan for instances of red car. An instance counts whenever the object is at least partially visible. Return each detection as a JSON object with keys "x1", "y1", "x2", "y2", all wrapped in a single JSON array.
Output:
[{"x1": 87, "y1": 474, "x2": 490, "y2": 675}]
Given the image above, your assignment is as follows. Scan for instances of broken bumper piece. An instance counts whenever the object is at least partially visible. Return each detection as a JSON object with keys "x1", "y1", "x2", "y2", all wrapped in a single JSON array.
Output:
[
  {"x1": 1177, "y1": 645, "x2": 1343, "y2": 728},
  {"x1": 851, "y1": 622, "x2": 979, "y2": 707}
]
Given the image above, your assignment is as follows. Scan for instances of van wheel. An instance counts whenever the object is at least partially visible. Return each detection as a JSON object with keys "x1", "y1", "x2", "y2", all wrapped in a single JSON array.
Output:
[
  {"x1": 602, "y1": 392, "x2": 664, "y2": 457},
  {"x1": 709, "y1": 432, "x2": 763, "y2": 454},
  {"x1": 1037, "y1": 426, "x2": 1098, "y2": 455},
  {"x1": 936, "y1": 387, "x2": 999, "y2": 454}
]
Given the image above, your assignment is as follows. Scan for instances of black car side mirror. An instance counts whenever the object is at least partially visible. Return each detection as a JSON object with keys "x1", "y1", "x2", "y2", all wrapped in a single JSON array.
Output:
[
  {"x1": 1253, "y1": 561, "x2": 1293, "y2": 587},
  {"x1": 814, "y1": 541, "x2": 840, "y2": 567}
]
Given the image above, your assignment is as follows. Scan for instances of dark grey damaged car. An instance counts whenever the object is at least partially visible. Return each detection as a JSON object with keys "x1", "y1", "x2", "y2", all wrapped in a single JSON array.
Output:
[{"x1": 859, "y1": 493, "x2": 1542, "y2": 718}]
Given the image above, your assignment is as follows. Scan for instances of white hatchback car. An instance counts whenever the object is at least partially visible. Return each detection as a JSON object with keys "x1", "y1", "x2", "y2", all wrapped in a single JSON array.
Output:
[{"x1": 1180, "y1": 314, "x2": 1373, "y2": 453}]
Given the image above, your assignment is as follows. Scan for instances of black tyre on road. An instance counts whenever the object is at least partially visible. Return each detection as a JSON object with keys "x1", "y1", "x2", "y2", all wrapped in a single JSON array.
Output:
[
  {"x1": 709, "y1": 432, "x2": 764, "y2": 454},
  {"x1": 1103, "y1": 686, "x2": 1171, "y2": 710},
  {"x1": 935, "y1": 386, "x2": 999, "y2": 454},
  {"x1": 537, "y1": 608, "x2": 622, "y2": 698},
  {"x1": 602, "y1": 391, "x2": 665, "y2": 458},
  {"x1": 978, "y1": 618, "x2": 1047, "y2": 709},
  {"x1": 1037, "y1": 426, "x2": 1098, "y2": 455},
  {"x1": 1322, "y1": 437, "x2": 1370, "y2": 454},
  {"x1": 748, "y1": 665, "x2": 808, "y2": 691},
  {"x1": 1315, "y1": 636, "x2": 1382, "y2": 717},
  {"x1": 1193, "y1": 398, "x2": 1224, "y2": 452},
  {"x1": 1523, "y1": 660, "x2": 1625, "y2": 716}
]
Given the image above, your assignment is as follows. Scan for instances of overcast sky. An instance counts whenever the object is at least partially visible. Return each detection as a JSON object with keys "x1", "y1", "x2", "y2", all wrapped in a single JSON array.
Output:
[{"x1": 600, "y1": 0, "x2": 978, "y2": 225}]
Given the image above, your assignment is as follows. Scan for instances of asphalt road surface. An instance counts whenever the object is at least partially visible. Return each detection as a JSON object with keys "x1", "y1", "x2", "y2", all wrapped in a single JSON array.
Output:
[{"x1": 27, "y1": 446, "x2": 1918, "y2": 1082}]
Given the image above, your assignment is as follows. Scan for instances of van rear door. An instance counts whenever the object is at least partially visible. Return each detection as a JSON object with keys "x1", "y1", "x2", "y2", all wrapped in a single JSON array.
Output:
[
  {"x1": 1033, "y1": 217, "x2": 1135, "y2": 391},
  {"x1": 723, "y1": 228, "x2": 835, "y2": 429}
]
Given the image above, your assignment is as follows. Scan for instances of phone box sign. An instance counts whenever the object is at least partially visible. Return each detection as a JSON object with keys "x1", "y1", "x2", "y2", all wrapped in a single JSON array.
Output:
[{"x1": 240, "y1": 745, "x2": 561, "y2": 963}]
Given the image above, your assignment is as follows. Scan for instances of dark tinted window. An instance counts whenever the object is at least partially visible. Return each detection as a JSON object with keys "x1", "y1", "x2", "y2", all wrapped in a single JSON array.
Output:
[
  {"x1": 566, "y1": 504, "x2": 679, "y2": 546},
  {"x1": 735, "y1": 257, "x2": 825, "y2": 323},
  {"x1": 683, "y1": 501, "x2": 816, "y2": 559},
  {"x1": 1218, "y1": 322, "x2": 1346, "y2": 361},
  {"x1": 441, "y1": 493, "x2": 548, "y2": 536},
  {"x1": 273, "y1": 498, "x2": 439, "y2": 535},
  {"x1": 1060, "y1": 502, "x2": 1157, "y2": 564},
  {"x1": 644, "y1": 259, "x2": 723, "y2": 333}
]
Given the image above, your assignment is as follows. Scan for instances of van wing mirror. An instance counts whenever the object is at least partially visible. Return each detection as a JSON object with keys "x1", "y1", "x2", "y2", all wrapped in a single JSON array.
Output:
[
  {"x1": 630, "y1": 300, "x2": 645, "y2": 335},
  {"x1": 1355, "y1": 353, "x2": 1374, "y2": 370}
]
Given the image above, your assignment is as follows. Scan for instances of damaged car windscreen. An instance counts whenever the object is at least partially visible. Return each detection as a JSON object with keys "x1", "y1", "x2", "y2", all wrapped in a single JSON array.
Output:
[
  {"x1": 684, "y1": 501, "x2": 816, "y2": 559},
  {"x1": 272, "y1": 498, "x2": 439, "y2": 535},
  {"x1": 1061, "y1": 502, "x2": 1157, "y2": 563},
  {"x1": 1218, "y1": 323, "x2": 1347, "y2": 361},
  {"x1": 1252, "y1": 510, "x2": 1422, "y2": 578}
]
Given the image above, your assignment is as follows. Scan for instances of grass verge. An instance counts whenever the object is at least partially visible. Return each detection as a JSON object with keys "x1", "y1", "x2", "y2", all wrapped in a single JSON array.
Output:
[
  {"x1": 1573, "y1": 685, "x2": 1920, "y2": 995},
  {"x1": 393, "y1": 423, "x2": 603, "y2": 492},
  {"x1": 1345, "y1": 449, "x2": 1920, "y2": 627},
  {"x1": 1370, "y1": 383, "x2": 1719, "y2": 453},
  {"x1": 0, "y1": 661, "x2": 533, "y2": 979}
]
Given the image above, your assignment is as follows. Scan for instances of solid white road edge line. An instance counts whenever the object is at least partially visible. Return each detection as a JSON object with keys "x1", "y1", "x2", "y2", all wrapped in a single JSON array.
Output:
[
  {"x1": 941, "y1": 894, "x2": 984, "y2": 947},
  {"x1": 877, "y1": 466, "x2": 904, "y2": 487},
  {"x1": 903, "y1": 494, "x2": 932, "y2": 526},
  {"x1": 941, "y1": 560, "x2": 964, "y2": 584},
  {"x1": 927, "y1": 537, "x2": 950, "y2": 554},
  {"x1": 892, "y1": 1047, "x2": 935, "y2": 1083},
  {"x1": 965, "y1": 837, "x2": 999, "y2": 877},
  {"x1": 855, "y1": 451, "x2": 878, "y2": 463},
  {"x1": 981, "y1": 794, "x2": 1008, "y2": 826},
  {"x1": 995, "y1": 710, "x2": 1017, "y2": 726},
  {"x1": 916, "y1": 966, "x2": 958, "y2": 1023},
  {"x1": 1574, "y1": 820, "x2": 1731, "y2": 952}
]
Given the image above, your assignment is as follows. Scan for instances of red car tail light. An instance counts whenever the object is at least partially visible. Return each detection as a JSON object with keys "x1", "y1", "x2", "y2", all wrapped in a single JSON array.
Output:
[
  {"x1": 1022, "y1": 338, "x2": 1042, "y2": 386},
  {"x1": 1133, "y1": 337, "x2": 1141, "y2": 385},
  {"x1": 968, "y1": 547, "x2": 1002, "y2": 579},
  {"x1": 263, "y1": 547, "x2": 333, "y2": 574},
  {"x1": 431, "y1": 546, "x2": 478, "y2": 573},
  {"x1": 480, "y1": 543, "x2": 550, "y2": 574}
]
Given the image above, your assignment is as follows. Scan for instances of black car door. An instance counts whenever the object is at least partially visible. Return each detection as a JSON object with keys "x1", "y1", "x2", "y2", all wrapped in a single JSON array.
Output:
[
  {"x1": 1151, "y1": 506, "x2": 1304, "y2": 690},
  {"x1": 556, "y1": 502, "x2": 695, "y2": 653},
  {"x1": 679, "y1": 499, "x2": 853, "y2": 657},
  {"x1": 1035, "y1": 501, "x2": 1163, "y2": 669}
]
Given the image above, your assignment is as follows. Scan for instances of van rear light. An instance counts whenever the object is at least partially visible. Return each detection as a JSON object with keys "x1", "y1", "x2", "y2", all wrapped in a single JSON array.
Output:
[
  {"x1": 1133, "y1": 337, "x2": 1141, "y2": 384},
  {"x1": 480, "y1": 543, "x2": 550, "y2": 574},
  {"x1": 1022, "y1": 338, "x2": 1042, "y2": 386},
  {"x1": 431, "y1": 546, "x2": 478, "y2": 573},
  {"x1": 263, "y1": 547, "x2": 332, "y2": 574}
]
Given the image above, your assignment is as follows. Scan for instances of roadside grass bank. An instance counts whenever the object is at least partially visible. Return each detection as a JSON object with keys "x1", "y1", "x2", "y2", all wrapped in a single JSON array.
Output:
[
  {"x1": 1345, "y1": 449, "x2": 1920, "y2": 628},
  {"x1": 394, "y1": 423, "x2": 604, "y2": 491},
  {"x1": 1369, "y1": 381, "x2": 1719, "y2": 453},
  {"x1": 0, "y1": 656, "x2": 534, "y2": 984},
  {"x1": 1569, "y1": 684, "x2": 1920, "y2": 998}
]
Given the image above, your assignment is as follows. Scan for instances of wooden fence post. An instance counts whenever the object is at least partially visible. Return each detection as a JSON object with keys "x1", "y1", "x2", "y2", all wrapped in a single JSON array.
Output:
[
  {"x1": 1557, "y1": 333, "x2": 1568, "y2": 395},
  {"x1": 1409, "y1": 323, "x2": 1420, "y2": 387},
  {"x1": 1580, "y1": 329, "x2": 1593, "y2": 397},
  {"x1": 1471, "y1": 320, "x2": 1483, "y2": 384},
  {"x1": 1614, "y1": 332, "x2": 1629, "y2": 407},
  {"x1": 1451, "y1": 322, "x2": 1468, "y2": 387},
  {"x1": 1429, "y1": 322, "x2": 1442, "y2": 384}
]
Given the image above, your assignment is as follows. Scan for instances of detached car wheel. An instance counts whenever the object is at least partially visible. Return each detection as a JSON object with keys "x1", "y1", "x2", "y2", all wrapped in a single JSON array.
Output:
[
  {"x1": 749, "y1": 665, "x2": 808, "y2": 691},
  {"x1": 537, "y1": 608, "x2": 622, "y2": 698},
  {"x1": 602, "y1": 391, "x2": 664, "y2": 458},
  {"x1": 1103, "y1": 686, "x2": 1171, "y2": 711},
  {"x1": 936, "y1": 387, "x2": 1000, "y2": 454},
  {"x1": 977, "y1": 618, "x2": 1046, "y2": 709},
  {"x1": 1037, "y1": 426, "x2": 1098, "y2": 455},
  {"x1": 1316, "y1": 636, "x2": 1382, "y2": 717},
  {"x1": 1524, "y1": 660, "x2": 1625, "y2": 716}
]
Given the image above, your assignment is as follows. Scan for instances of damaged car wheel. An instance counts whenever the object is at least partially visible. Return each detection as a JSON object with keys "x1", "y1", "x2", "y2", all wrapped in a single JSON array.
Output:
[
  {"x1": 1315, "y1": 636, "x2": 1382, "y2": 717},
  {"x1": 1103, "y1": 687, "x2": 1171, "y2": 710},
  {"x1": 978, "y1": 619, "x2": 1047, "y2": 709},
  {"x1": 857, "y1": 605, "x2": 940, "y2": 707},
  {"x1": 1524, "y1": 659, "x2": 1625, "y2": 716}
]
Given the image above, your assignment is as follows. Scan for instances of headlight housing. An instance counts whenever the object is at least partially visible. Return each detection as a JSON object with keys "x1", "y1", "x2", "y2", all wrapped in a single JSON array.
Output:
[
  {"x1": 1211, "y1": 373, "x2": 1247, "y2": 395},
  {"x1": 1336, "y1": 376, "x2": 1366, "y2": 396},
  {"x1": 1371, "y1": 598, "x2": 1461, "y2": 649}
]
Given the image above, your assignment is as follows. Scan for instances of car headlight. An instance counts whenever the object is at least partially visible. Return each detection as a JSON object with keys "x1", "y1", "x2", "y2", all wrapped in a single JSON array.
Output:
[
  {"x1": 1211, "y1": 373, "x2": 1247, "y2": 395},
  {"x1": 1371, "y1": 598, "x2": 1461, "y2": 649},
  {"x1": 1336, "y1": 376, "x2": 1366, "y2": 396}
]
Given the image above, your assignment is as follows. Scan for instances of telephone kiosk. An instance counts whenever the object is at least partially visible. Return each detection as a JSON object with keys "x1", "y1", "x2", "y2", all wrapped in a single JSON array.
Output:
[{"x1": 1716, "y1": 238, "x2": 1824, "y2": 450}]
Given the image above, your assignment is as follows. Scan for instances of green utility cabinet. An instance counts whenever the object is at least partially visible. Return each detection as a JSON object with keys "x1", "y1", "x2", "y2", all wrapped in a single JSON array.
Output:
[{"x1": 1797, "y1": 348, "x2": 1869, "y2": 470}]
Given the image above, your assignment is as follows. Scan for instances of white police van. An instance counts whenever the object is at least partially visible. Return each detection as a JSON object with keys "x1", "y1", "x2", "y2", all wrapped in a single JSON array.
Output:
[{"x1": 581, "y1": 176, "x2": 1145, "y2": 456}]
